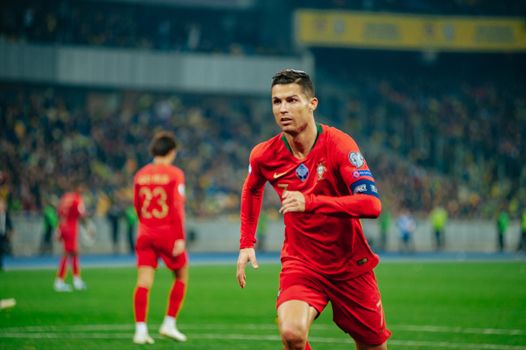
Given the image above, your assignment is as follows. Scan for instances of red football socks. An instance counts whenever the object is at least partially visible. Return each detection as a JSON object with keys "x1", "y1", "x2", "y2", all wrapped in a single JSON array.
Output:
[
  {"x1": 167, "y1": 280, "x2": 186, "y2": 318},
  {"x1": 134, "y1": 287, "x2": 149, "y2": 322},
  {"x1": 72, "y1": 255, "x2": 80, "y2": 276},
  {"x1": 57, "y1": 256, "x2": 67, "y2": 279}
]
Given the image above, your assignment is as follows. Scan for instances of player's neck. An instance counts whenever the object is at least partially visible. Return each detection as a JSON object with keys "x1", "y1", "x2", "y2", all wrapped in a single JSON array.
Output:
[
  {"x1": 284, "y1": 121, "x2": 318, "y2": 159},
  {"x1": 152, "y1": 157, "x2": 172, "y2": 165}
]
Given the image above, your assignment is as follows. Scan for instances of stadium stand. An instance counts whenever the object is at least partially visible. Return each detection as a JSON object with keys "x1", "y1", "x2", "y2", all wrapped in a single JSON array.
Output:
[{"x1": 1, "y1": 0, "x2": 525, "y2": 254}]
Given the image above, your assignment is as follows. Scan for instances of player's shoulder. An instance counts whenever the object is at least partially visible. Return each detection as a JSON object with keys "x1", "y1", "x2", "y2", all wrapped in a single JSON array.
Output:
[
  {"x1": 135, "y1": 163, "x2": 152, "y2": 175},
  {"x1": 152, "y1": 164, "x2": 184, "y2": 181},
  {"x1": 322, "y1": 124, "x2": 359, "y2": 150},
  {"x1": 250, "y1": 134, "x2": 282, "y2": 161},
  {"x1": 133, "y1": 164, "x2": 150, "y2": 182},
  {"x1": 168, "y1": 165, "x2": 185, "y2": 180}
]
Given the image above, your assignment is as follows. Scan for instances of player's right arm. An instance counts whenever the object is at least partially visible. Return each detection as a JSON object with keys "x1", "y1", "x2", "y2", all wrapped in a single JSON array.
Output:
[{"x1": 237, "y1": 149, "x2": 266, "y2": 288}]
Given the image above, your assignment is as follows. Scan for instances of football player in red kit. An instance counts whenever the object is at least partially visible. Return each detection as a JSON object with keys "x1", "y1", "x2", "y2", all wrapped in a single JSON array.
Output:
[
  {"x1": 54, "y1": 182, "x2": 91, "y2": 292},
  {"x1": 236, "y1": 69, "x2": 391, "y2": 350},
  {"x1": 132, "y1": 131, "x2": 188, "y2": 345}
]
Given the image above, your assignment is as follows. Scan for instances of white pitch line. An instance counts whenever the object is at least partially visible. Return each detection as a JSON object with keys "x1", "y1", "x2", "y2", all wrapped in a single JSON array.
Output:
[
  {"x1": 0, "y1": 331, "x2": 525, "y2": 350},
  {"x1": 1, "y1": 323, "x2": 524, "y2": 336},
  {"x1": 394, "y1": 325, "x2": 526, "y2": 336}
]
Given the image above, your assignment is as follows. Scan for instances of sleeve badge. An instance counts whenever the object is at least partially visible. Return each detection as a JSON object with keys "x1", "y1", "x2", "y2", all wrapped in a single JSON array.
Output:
[{"x1": 348, "y1": 152, "x2": 365, "y2": 168}]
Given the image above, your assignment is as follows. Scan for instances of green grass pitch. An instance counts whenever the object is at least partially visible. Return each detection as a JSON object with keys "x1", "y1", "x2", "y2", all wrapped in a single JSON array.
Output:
[{"x1": 1, "y1": 261, "x2": 525, "y2": 349}]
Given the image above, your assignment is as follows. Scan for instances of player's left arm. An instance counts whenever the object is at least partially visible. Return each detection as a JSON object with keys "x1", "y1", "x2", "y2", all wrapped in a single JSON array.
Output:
[
  {"x1": 281, "y1": 135, "x2": 381, "y2": 218},
  {"x1": 172, "y1": 171, "x2": 186, "y2": 257}
]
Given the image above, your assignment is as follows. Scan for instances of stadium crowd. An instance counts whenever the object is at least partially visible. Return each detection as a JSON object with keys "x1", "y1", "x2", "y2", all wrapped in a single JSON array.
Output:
[
  {"x1": 0, "y1": 0, "x2": 291, "y2": 56},
  {"x1": 1, "y1": 0, "x2": 524, "y2": 222},
  {"x1": 1, "y1": 68, "x2": 524, "y2": 220},
  {"x1": 2, "y1": 0, "x2": 525, "y2": 57}
]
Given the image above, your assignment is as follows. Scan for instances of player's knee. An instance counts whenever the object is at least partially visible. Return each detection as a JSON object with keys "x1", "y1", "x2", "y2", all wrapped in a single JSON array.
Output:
[{"x1": 279, "y1": 322, "x2": 308, "y2": 350}]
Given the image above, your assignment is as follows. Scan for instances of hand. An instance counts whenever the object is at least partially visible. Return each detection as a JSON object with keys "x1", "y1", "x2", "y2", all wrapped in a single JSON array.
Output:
[
  {"x1": 236, "y1": 248, "x2": 259, "y2": 289},
  {"x1": 172, "y1": 239, "x2": 186, "y2": 257},
  {"x1": 279, "y1": 190, "x2": 306, "y2": 214}
]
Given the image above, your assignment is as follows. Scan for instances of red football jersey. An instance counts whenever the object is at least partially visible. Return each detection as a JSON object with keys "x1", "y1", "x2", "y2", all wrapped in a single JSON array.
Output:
[
  {"x1": 134, "y1": 163, "x2": 186, "y2": 240},
  {"x1": 58, "y1": 192, "x2": 85, "y2": 234},
  {"x1": 240, "y1": 124, "x2": 382, "y2": 279}
]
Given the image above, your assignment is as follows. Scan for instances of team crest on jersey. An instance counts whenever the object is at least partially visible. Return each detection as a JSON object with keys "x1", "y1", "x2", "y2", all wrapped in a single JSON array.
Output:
[
  {"x1": 316, "y1": 162, "x2": 327, "y2": 180},
  {"x1": 348, "y1": 152, "x2": 365, "y2": 168},
  {"x1": 296, "y1": 163, "x2": 309, "y2": 181}
]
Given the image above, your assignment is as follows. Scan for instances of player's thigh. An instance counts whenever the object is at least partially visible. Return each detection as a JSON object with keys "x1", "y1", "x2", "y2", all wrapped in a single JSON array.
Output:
[
  {"x1": 277, "y1": 300, "x2": 318, "y2": 337},
  {"x1": 329, "y1": 271, "x2": 391, "y2": 346},
  {"x1": 136, "y1": 266, "x2": 156, "y2": 288},
  {"x1": 135, "y1": 235, "x2": 159, "y2": 269},
  {"x1": 277, "y1": 268, "x2": 328, "y2": 316},
  {"x1": 62, "y1": 235, "x2": 78, "y2": 254},
  {"x1": 172, "y1": 263, "x2": 189, "y2": 283}
]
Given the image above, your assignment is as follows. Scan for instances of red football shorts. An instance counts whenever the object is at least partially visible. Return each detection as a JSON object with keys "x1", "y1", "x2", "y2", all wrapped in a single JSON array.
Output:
[
  {"x1": 136, "y1": 233, "x2": 187, "y2": 270},
  {"x1": 277, "y1": 266, "x2": 391, "y2": 345},
  {"x1": 59, "y1": 227, "x2": 78, "y2": 254}
]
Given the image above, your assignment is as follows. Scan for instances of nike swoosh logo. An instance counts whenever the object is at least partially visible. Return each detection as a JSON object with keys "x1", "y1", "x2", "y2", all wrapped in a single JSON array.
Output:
[{"x1": 273, "y1": 171, "x2": 288, "y2": 179}]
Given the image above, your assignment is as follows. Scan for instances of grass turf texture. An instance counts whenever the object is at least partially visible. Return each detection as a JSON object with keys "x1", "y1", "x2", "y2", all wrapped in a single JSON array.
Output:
[{"x1": 1, "y1": 261, "x2": 525, "y2": 350}]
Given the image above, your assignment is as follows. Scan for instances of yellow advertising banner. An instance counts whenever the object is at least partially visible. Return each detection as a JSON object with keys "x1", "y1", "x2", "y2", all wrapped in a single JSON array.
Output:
[{"x1": 295, "y1": 10, "x2": 526, "y2": 51}]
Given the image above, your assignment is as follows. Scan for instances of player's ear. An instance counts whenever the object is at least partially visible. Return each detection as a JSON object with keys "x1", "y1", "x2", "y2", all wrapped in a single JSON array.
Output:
[{"x1": 309, "y1": 97, "x2": 318, "y2": 112}]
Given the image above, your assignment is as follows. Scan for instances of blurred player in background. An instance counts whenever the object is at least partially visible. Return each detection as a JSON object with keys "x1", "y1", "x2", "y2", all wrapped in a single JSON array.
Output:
[
  {"x1": 236, "y1": 69, "x2": 390, "y2": 350},
  {"x1": 0, "y1": 197, "x2": 14, "y2": 271},
  {"x1": 132, "y1": 131, "x2": 188, "y2": 345},
  {"x1": 54, "y1": 181, "x2": 92, "y2": 292}
]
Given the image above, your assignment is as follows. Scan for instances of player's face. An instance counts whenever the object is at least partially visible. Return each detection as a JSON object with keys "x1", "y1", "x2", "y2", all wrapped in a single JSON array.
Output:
[{"x1": 272, "y1": 83, "x2": 317, "y2": 136}]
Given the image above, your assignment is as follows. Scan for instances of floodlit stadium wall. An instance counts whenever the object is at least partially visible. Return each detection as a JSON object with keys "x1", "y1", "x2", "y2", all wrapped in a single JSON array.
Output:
[
  {"x1": 11, "y1": 215, "x2": 522, "y2": 255},
  {"x1": 0, "y1": 42, "x2": 313, "y2": 94}
]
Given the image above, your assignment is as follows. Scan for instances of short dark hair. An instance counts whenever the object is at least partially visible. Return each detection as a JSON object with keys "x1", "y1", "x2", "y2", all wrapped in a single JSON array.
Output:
[
  {"x1": 271, "y1": 69, "x2": 315, "y2": 98},
  {"x1": 149, "y1": 131, "x2": 177, "y2": 157}
]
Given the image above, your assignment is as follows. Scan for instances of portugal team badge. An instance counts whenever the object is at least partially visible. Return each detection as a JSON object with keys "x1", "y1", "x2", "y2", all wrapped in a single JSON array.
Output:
[
  {"x1": 316, "y1": 163, "x2": 326, "y2": 180},
  {"x1": 296, "y1": 163, "x2": 309, "y2": 181}
]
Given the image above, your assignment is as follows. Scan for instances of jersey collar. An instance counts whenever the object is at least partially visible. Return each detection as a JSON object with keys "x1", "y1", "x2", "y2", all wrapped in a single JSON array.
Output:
[{"x1": 281, "y1": 123, "x2": 323, "y2": 155}]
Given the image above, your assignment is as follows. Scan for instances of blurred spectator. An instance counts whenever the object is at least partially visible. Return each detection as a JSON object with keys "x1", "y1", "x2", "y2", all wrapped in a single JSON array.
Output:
[
  {"x1": 0, "y1": 197, "x2": 14, "y2": 270},
  {"x1": 107, "y1": 191, "x2": 122, "y2": 255},
  {"x1": 517, "y1": 208, "x2": 526, "y2": 253},
  {"x1": 123, "y1": 204, "x2": 138, "y2": 255},
  {"x1": 396, "y1": 208, "x2": 416, "y2": 253},
  {"x1": 430, "y1": 205, "x2": 448, "y2": 251},
  {"x1": 39, "y1": 195, "x2": 59, "y2": 255},
  {"x1": 378, "y1": 208, "x2": 391, "y2": 252},
  {"x1": 496, "y1": 208, "x2": 509, "y2": 252}
]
